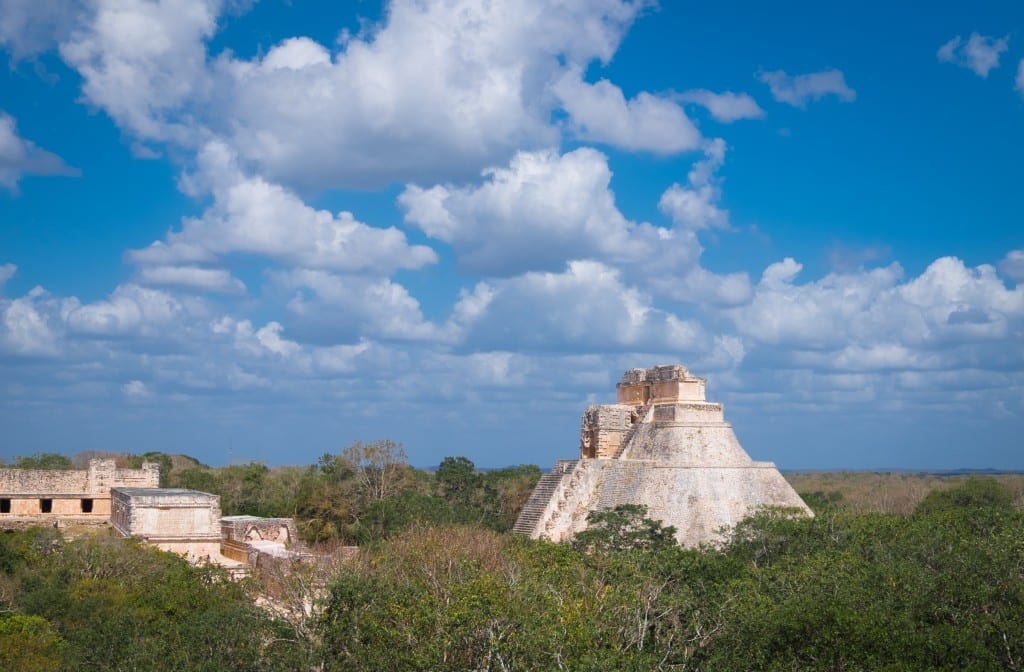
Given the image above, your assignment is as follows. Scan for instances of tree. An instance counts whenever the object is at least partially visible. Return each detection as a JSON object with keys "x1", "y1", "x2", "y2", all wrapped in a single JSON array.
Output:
[
  {"x1": 573, "y1": 504, "x2": 677, "y2": 554},
  {"x1": 12, "y1": 453, "x2": 73, "y2": 470},
  {"x1": 0, "y1": 614, "x2": 65, "y2": 672},
  {"x1": 341, "y1": 439, "x2": 410, "y2": 502},
  {"x1": 915, "y1": 476, "x2": 1014, "y2": 516},
  {"x1": 128, "y1": 451, "x2": 174, "y2": 487},
  {"x1": 172, "y1": 467, "x2": 219, "y2": 494},
  {"x1": 216, "y1": 462, "x2": 270, "y2": 516},
  {"x1": 4, "y1": 532, "x2": 301, "y2": 671},
  {"x1": 436, "y1": 456, "x2": 479, "y2": 505},
  {"x1": 482, "y1": 464, "x2": 542, "y2": 531}
]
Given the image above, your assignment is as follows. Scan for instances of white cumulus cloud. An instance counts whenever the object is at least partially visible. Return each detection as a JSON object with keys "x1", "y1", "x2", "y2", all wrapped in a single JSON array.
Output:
[
  {"x1": 0, "y1": 263, "x2": 15, "y2": 290},
  {"x1": 136, "y1": 265, "x2": 245, "y2": 294},
  {"x1": 758, "y1": 69, "x2": 856, "y2": 108},
  {"x1": 56, "y1": 0, "x2": 223, "y2": 144},
  {"x1": 66, "y1": 284, "x2": 202, "y2": 338},
  {"x1": 210, "y1": 0, "x2": 648, "y2": 189},
  {"x1": 271, "y1": 269, "x2": 444, "y2": 343},
  {"x1": 0, "y1": 111, "x2": 79, "y2": 191},
  {"x1": 677, "y1": 89, "x2": 764, "y2": 122},
  {"x1": 400, "y1": 147, "x2": 687, "y2": 276},
  {"x1": 658, "y1": 138, "x2": 729, "y2": 231},
  {"x1": 729, "y1": 256, "x2": 1024, "y2": 372},
  {"x1": 938, "y1": 33, "x2": 1009, "y2": 77},
  {"x1": 552, "y1": 68, "x2": 702, "y2": 153},
  {"x1": 1000, "y1": 249, "x2": 1024, "y2": 283},
  {"x1": 0, "y1": 286, "x2": 73, "y2": 356},
  {"x1": 129, "y1": 141, "x2": 437, "y2": 275},
  {"x1": 454, "y1": 260, "x2": 708, "y2": 353}
]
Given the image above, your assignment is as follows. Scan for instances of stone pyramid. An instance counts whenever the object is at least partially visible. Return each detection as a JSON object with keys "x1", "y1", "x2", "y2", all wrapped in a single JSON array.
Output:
[{"x1": 514, "y1": 365, "x2": 811, "y2": 546}]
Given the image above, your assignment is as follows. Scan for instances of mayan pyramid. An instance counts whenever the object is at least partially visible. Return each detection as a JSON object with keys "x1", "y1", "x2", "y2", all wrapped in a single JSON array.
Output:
[{"x1": 514, "y1": 364, "x2": 811, "y2": 546}]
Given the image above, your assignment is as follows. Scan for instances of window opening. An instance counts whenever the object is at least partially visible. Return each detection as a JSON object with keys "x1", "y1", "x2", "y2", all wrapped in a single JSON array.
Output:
[
  {"x1": 40, "y1": 499, "x2": 52, "y2": 513},
  {"x1": 0, "y1": 499, "x2": 10, "y2": 513},
  {"x1": 81, "y1": 498, "x2": 93, "y2": 513}
]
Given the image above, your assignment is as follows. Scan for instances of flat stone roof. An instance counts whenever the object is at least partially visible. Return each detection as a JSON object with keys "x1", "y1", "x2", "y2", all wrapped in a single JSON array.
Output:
[{"x1": 112, "y1": 488, "x2": 215, "y2": 497}]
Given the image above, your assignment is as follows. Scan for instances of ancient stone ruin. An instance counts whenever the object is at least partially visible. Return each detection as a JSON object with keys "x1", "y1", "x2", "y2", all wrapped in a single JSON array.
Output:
[
  {"x1": 111, "y1": 489, "x2": 309, "y2": 574},
  {"x1": 0, "y1": 459, "x2": 159, "y2": 525},
  {"x1": 220, "y1": 515, "x2": 311, "y2": 568},
  {"x1": 0, "y1": 459, "x2": 306, "y2": 575},
  {"x1": 111, "y1": 487, "x2": 225, "y2": 563},
  {"x1": 514, "y1": 365, "x2": 811, "y2": 547}
]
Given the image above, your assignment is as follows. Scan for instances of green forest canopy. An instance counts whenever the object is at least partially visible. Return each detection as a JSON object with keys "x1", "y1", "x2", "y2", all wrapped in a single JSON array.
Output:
[{"x1": 0, "y1": 474, "x2": 1021, "y2": 671}]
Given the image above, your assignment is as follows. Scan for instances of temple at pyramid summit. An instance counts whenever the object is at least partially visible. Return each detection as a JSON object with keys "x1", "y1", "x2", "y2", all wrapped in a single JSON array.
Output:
[{"x1": 513, "y1": 365, "x2": 811, "y2": 547}]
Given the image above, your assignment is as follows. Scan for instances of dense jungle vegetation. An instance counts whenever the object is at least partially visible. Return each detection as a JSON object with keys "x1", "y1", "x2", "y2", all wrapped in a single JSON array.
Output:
[{"x1": 1, "y1": 448, "x2": 1022, "y2": 670}]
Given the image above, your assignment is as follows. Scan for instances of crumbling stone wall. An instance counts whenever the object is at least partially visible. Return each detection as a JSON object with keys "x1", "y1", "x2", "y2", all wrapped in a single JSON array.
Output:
[{"x1": 220, "y1": 515, "x2": 303, "y2": 564}]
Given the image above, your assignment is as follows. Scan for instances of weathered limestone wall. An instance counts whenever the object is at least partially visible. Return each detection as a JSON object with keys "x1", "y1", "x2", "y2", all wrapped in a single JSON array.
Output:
[
  {"x1": 595, "y1": 462, "x2": 808, "y2": 546},
  {"x1": 221, "y1": 515, "x2": 298, "y2": 545},
  {"x1": 111, "y1": 488, "x2": 221, "y2": 539},
  {"x1": 616, "y1": 364, "x2": 706, "y2": 406},
  {"x1": 622, "y1": 422, "x2": 753, "y2": 465},
  {"x1": 0, "y1": 469, "x2": 88, "y2": 494},
  {"x1": 0, "y1": 460, "x2": 158, "y2": 496},
  {"x1": 153, "y1": 540, "x2": 224, "y2": 561},
  {"x1": 111, "y1": 491, "x2": 305, "y2": 573}
]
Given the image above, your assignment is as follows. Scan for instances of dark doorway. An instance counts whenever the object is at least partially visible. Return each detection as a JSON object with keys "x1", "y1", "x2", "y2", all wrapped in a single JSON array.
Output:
[
  {"x1": 80, "y1": 498, "x2": 93, "y2": 513},
  {"x1": 40, "y1": 499, "x2": 52, "y2": 513},
  {"x1": 0, "y1": 499, "x2": 10, "y2": 513}
]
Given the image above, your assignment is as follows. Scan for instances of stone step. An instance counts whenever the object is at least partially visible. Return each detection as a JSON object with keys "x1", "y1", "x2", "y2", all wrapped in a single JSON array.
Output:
[{"x1": 512, "y1": 461, "x2": 578, "y2": 535}]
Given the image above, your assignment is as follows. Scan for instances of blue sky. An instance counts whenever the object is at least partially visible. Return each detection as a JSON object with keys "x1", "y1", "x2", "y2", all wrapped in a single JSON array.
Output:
[{"x1": 1, "y1": 0, "x2": 1022, "y2": 470}]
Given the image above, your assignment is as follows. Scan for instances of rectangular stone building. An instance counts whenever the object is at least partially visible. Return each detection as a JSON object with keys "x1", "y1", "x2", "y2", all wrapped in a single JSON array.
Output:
[
  {"x1": 110, "y1": 487, "x2": 223, "y2": 562},
  {"x1": 0, "y1": 459, "x2": 159, "y2": 521}
]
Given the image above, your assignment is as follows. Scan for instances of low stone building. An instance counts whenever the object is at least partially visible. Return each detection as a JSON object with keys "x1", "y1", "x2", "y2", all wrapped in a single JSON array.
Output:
[
  {"x1": 220, "y1": 515, "x2": 308, "y2": 566},
  {"x1": 112, "y1": 489, "x2": 308, "y2": 574},
  {"x1": 514, "y1": 365, "x2": 811, "y2": 547},
  {"x1": 111, "y1": 487, "x2": 225, "y2": 563},
  {"x1": 0, "y1": 459, "x2": 159, "y2": 524}
]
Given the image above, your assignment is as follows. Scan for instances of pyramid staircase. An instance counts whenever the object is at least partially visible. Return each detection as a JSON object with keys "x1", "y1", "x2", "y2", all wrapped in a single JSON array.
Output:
[{"x1": 512, "y1": 460, "x2": 577, "y2": 535}]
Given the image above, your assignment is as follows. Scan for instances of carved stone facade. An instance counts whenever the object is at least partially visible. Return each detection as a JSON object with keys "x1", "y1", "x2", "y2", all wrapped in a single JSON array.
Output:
[
  {"x1": 0, "y1": 460, "x2": 159, "y2": 522},
  {"x1": 220, "y1": 515, "x2": 307, "y2": 566},
  {"x1": 515, "y1": 365, "x2": 812, "y2": 547},
  {"x1": 580, "y1": 405, "x2": 634, "y2": 458}
]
